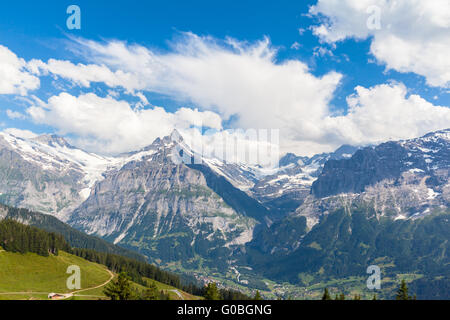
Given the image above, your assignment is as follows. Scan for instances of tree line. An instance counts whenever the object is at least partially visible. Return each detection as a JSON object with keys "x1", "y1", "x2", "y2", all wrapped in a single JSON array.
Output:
[
  {"x1": 0, "y1": 219, "x2": 198, "y2": 294},
  {"x1": 321, "y1": 280, "x2": 417, "y2": 300},
  {"x1": 0, "y1": 219, "x2": 70, "y2": 256},
  {"x1": 103, "y1": 274, "x2": 259, "y2": 301},
  {"x1": 72, "y1": 248, "x2": 252, "y2": 300},
  {"x1": 1, "y1": 204, "x2": 145, "y2": 261},
  {"x1": 0, "y1": 219, "x2": 251, "y2": 300}
]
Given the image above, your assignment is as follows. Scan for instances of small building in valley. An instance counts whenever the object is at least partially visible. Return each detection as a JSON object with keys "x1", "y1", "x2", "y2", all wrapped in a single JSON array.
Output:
[{"x1": 48, "y1": 293, "x2": 66, "y2": 300}]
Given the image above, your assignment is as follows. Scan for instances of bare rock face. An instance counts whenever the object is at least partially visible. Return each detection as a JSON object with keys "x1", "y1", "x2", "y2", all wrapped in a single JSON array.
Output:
[
  {"x1": 302, "y1": 130, "x2": 450, "y2": 228},
  {"x1": 0, "y1": 127, "x2": 448, "y2": 284},
  {"x1": 249, "y1": 145, "x2": 359, "y2": 217},
  {"x1": 312, "y1": 129, "x2": 450, "y2": 198},
  {"x1": 252, "y1": 130, "x2": 450, "y2": 257},
  {"x1": 0, "y1": 132, "x2": 105, "y2": 221},
  {"x1": 0, "y1": 130, "x2": 261, "y2": 271},
  {"x1": 69, "y1": 135, "x2": 257, "y2": 269}
]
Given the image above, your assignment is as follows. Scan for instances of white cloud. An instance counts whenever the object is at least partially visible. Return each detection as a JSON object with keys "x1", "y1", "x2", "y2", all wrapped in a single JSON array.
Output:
[
  {"x1": 3, "y1": 128, "x2": 38, "y2": 139},
  {"x1": 324, "y1": 82, "x2": 450, "y2": 145},
  {"x1": 309, "y1": 0, "x2": 450, "y2": 87},
  {"x1": 6, "y1": 109, "x2": 26, "y2": 120},
  {"x1": 64, "y1": 34, "x2": 343, "y2": 154},
  {"x1": 291, "y1": 42, "x2": 302, "y2": 50},
  {"x1": 68, "y1": 34, "x2": 450, "y2": 155},
  {"x1": 28, "y1": 58, "x2": 141, "y2": 93},
  {"x1": 7, "y1": 33, "x2": 448, "y2": 157},
  {"x1": 0, "y1": 45, "x2": 40, "y2": 95},
  {"x1": 26, "y1": 92, "x2": 222, "y2": 154},
  {"x1": 313, "y1": 46, "x2": 334, "y2": 57}
]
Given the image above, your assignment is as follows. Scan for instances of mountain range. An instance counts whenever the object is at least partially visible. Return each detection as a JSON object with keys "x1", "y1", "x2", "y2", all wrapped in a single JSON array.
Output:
[{"x1": 0, "y1": 128, "x2": 448, "y2": 299}]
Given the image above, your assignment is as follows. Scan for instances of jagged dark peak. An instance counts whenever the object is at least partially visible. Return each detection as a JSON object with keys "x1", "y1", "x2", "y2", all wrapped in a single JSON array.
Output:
[
  {"x1": 277, "y1": 145, "x2": 359, "y2": 170},
  {"x1": 279, "y1": 153, "x2": 308, "y2": 167},
  {"x1": 330, "y1": 144, "x2": 359, "y2": 160},
  {"x1": 151, "y1": 129, "x2": 184, "y2": 147},
  {"x1": 120, "y1": 129, "x2": 186, "y2": 158},
  {"x1": 311, "y1": 129, "x2": 450, "y2": 198},
  {"x1": 170, "y1": 129, "x2": 184, "y2": 142}
]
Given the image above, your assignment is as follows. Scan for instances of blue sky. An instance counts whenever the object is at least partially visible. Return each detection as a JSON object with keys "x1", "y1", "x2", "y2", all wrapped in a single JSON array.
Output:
[{"x1": 0, "y1": 0, "x2": 449, "y2": 156}]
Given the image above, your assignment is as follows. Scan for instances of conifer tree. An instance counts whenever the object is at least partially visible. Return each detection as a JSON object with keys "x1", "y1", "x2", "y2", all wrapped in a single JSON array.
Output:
[
  {"x1": 322, "y1": 288, "x2": 332, "y2": 300},
  {"x1": 396, "y1": 280, "x2": 414, "y2": 300},
  {"x1": 103, "y1": 272, "x2": 134, "y2": 300},
  {"x1": 204, "y1": 283, "x2": 221, "y2": 300},
  {"x1": 253, "y1": 291, "x2": 263, "y2": 300},
  {"x1": 141, "y1": 282, "x2": 161, "y2": 300}
]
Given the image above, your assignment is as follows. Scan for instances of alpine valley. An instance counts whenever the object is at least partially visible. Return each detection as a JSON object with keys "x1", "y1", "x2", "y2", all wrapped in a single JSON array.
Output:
[{"x1": 0, "y1": 128, "x2": 449, "y2": 299}]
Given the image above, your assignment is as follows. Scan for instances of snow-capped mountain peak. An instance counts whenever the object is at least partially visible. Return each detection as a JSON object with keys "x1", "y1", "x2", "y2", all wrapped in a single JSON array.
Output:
[
  {"x1": 31, "y1": 134, "x2": 74, "y2": 149},
  {"x1": 0, "y1": 131, "x2": 124, "y2": 219}
]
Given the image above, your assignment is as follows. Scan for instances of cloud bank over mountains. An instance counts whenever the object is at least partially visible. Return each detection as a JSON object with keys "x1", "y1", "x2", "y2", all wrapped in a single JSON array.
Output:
[
  {"x1": 27, "y1": 92, "x2": 223, "y2": 155},
  {"x1": 0, "y1": 1, "x2": 449, "y2": 156}
]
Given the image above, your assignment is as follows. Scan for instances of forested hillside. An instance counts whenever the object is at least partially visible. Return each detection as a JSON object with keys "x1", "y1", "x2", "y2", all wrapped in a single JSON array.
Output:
[
  {"x1": 0, "y1": 204, "x2": 144, "y2": 261},
  {"x1": 0, "y1": 219, "x2": 250, "y2": 300},
  {"x1": 0, "y1": 219, "x2": 196, "y2": 294},
  {"x1": 0, "y1": 219, "x2": 70, "y2": 256},
  {"x1": 244, "y1": 207, "x2": 450, "y2": 299}
]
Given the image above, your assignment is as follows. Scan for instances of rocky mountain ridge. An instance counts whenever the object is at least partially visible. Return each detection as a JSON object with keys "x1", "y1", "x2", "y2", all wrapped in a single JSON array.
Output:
[{"x1": 0, "y1": 128, "x2": 448, "y2": 288}]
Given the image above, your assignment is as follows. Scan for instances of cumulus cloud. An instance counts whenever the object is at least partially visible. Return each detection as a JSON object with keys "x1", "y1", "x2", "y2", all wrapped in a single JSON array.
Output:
[
  {"x1": 22, "y1": 33, "x2": 449, "y2": 155},
  {"x1": 63, "y1": 34, "x2": 449, "y2": 155},
  {"x1": 3, "y1": 32, "x2": 448, "y2": 157},
  {"x1": 309, "y1": 0, "x2": 450, "y2": 87},
  {"x1": 84, "y1": 35, "x2": 341, "y2": 128},
  {"x1": 26, "y1": 92, "x2": 222, "y2": 154},
  {"x1": 324, "y1": 82, "x2": 450, "y2": 145},
  {"x1": 57, "y1": 34, "x2": 343, "y2": 154},
  {"x1": 0, "y1": 45, "x2": 40, "y2": 95}
]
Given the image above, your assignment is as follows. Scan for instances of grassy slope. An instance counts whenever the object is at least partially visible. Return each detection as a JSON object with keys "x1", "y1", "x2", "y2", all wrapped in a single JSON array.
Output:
[
  {"x1": 0, "y1": 249, "x2": 200, "y2": 300},
  {"x1": 0, "y1": 204, "x2": 145, "y2": 261},
  {"x1": 0, "y1": 250, "x2": 110, "y2": 300}
]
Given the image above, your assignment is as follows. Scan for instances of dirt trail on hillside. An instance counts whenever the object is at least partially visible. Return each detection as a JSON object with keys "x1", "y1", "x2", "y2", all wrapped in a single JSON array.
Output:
[
  {"x1": 60, "y1": 269, "x2": 115, "y2": 299},
  {"x1": 169, "y1": 289, "x2": 184, "y2": 299},
  {"x1": 0, "y1": 268, "x2": 114, "y2": 300}
]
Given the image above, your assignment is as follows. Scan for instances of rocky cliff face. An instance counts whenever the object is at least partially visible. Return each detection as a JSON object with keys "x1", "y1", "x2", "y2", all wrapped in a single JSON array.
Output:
[
  {"x1": 248, "y1": 130, "x2": 450, "y2": 259},
  {"x1": 0, "y1": 127, "x2": 448, "y2": 290},
  {"x1": 246, "y1": 206, "x2": 450, "y2": 294},
  {"x1": 312, "y1": 129, "x2": 450, "y2": 198},
  {"x1": 0, "y1": 132, "x2": 116, "y2": 221},
  {"x1": 249, "y1": 145, "x2": 359, "y2": 217},
  {"x1": 68, "y1": 134, "x2": 258, "y2": 269},
  {"x1": 243, "y1": 129, "x2": 450, "y2": 293}
]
